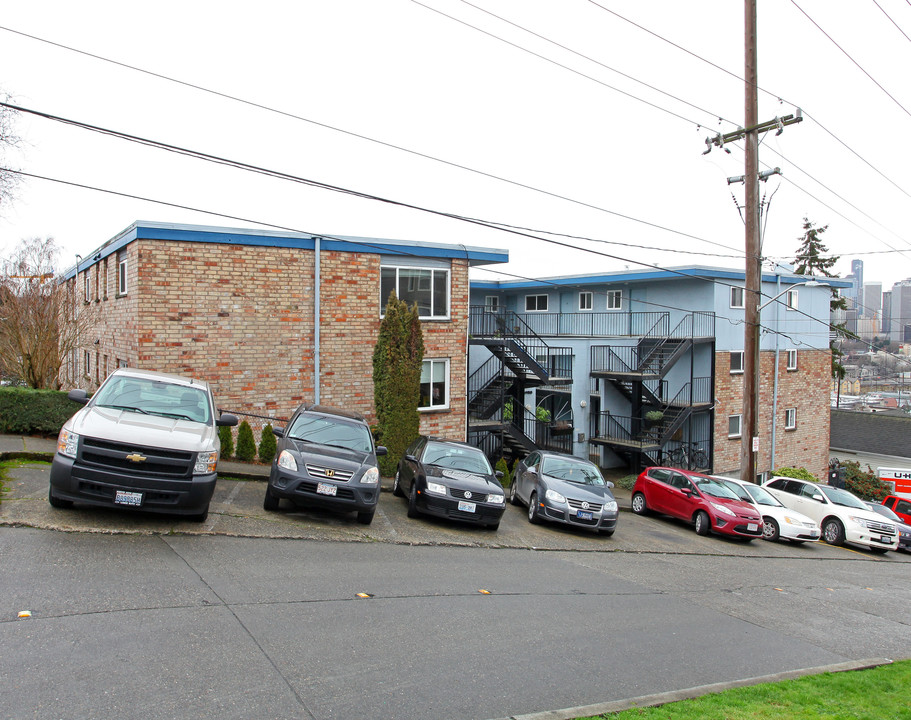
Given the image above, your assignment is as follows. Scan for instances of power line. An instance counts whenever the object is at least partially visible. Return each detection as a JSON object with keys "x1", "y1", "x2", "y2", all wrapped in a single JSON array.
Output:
[
  {"x1": 0, "y1": 23, "x2": 737, "y2": 261},
  {"x1": 872, "y1": 0, "x2": 911, "y2": 45}
]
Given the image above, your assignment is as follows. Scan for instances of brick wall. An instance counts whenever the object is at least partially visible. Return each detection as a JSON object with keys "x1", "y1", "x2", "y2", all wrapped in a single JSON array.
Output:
[
  {"x1": 75, "y1": 238, "x2": 469, "y2": 439},
  {"x1": 714, "y1": 349, "x2": 831, "y2": 480}
]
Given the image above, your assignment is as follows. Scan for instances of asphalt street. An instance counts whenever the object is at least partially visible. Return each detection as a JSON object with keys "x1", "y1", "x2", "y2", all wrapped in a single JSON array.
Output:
[{"x1": 1, "y1": 443, "x2": 908, "y2": 719}]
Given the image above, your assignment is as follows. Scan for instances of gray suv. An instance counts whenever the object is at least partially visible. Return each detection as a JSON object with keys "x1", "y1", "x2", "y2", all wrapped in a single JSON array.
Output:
[{"x1": 263, "y1": 404, "x2": 386, "y2": 525}]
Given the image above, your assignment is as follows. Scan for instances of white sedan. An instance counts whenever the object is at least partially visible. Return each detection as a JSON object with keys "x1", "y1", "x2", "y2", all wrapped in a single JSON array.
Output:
[{"x1": 715, "y1": 477, "x2": 820, "y2": 543}]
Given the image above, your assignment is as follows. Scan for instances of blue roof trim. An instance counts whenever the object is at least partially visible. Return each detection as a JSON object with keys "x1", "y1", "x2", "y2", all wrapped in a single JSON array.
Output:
[{"x1": 61, "y1": 221, "x2": 508, "y2": 279}]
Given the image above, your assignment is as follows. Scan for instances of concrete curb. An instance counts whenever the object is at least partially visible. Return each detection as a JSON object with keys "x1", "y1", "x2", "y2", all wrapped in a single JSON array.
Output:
[{"x1": 488, "y1": 658, "x2": 893, "y2": 720}]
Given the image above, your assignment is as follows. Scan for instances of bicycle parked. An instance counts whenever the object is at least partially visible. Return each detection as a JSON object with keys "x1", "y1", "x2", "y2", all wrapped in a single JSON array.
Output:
[{"x1": 664, "y1": 441, "x2": 709, "y2": 471}]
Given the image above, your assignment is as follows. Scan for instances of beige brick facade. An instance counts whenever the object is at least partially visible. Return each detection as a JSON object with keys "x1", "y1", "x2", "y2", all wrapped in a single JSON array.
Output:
[
  {"x1": 714, "y1": 349, "x2": 831, "y2": 480},
  {"x1": 68, "y1": 234, "x2": 471, "y2": 441}
]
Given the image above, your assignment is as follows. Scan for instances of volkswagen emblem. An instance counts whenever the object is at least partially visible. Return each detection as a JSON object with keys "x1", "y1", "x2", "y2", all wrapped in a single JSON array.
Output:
[
  {"x1": 581, "y1": 501, "x2": 590, "y2": 510},
  {"x1": 464, "y1": 491, "x2": 472, "y2": 499}
]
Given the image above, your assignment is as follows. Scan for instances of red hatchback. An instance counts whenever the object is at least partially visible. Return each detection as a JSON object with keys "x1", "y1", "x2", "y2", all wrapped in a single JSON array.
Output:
[{"x1": 631, "y1": 467, "x2": 763, "y2": 540}]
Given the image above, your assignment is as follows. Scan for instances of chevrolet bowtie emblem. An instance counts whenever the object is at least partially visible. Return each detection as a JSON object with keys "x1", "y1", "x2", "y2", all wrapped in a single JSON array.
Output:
[{"x1": 125, "y1": 453, "x2": 147, "y2": 463}]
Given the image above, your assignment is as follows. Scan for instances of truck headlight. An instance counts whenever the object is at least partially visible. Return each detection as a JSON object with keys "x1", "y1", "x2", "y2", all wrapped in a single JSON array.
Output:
[
  {"x1": 57, "y1": 428, "x2": 79, "y2": 459},
  {"x1": 195, "y1": 451, "x2": 218, "y2": 475}
]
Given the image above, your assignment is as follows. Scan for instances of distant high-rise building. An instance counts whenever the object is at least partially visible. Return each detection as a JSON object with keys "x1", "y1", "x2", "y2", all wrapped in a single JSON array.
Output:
[
  {"x1": 888, "y1": 279, "x2": 911, "y2": 345},
  {"x1": 851, "y1": 259, "x2": 864, "y2": 316},
  {"x1": 864, "y1": 281, "x2": 883, "y2": 331},
  {"x1": 883, "y1": 290, "x2": 892, "y2": 337}
]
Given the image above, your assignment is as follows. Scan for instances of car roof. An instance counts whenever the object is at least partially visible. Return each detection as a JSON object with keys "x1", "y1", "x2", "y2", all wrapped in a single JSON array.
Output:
[
  {"x1": 295, "y1": 403, "x2": 368, "y2": 423},
  {"x1": 423, "y1": 436, "x2": 479, "y2": 450},
  {"x1": 107, "y1": 367, "x2": 209, "y2": 390}
]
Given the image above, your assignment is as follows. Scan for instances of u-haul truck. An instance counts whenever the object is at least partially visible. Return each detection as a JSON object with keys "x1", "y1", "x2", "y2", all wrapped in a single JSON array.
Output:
[{"x1": 877, "y1": 467, "x2": 911, "y2": 499}]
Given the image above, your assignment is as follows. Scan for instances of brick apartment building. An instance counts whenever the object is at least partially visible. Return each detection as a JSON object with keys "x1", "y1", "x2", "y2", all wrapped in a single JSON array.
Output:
[{"x1": 63, "y1": 221, "x2": 508, "y2": 437}]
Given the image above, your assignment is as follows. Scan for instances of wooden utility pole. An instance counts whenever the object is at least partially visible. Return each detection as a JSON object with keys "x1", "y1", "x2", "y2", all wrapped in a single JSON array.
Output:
[{"x1": 742, "y1": 0, "x2": 760, "y2": 484}]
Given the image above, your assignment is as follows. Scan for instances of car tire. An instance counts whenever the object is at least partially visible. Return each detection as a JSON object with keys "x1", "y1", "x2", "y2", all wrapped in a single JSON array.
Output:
[
  {"x1": 527, "y1": 491, "x2": 541, "y2": 524},
  {"x1": 407, "y1": 483, "x2": 421, "y2": 519},
  {"x1": 631, "y1": 492, "x2": 647, "y2": 515},
  {"x1": 822, "y1": 518, "x2": 845, "y2": 546},
  {"x1": 356, "y1": 509, "x2": 375, "y2": 525},
  {"x1": 509, "y1": 481, "x2": 520, "y2": 506},
  {"x1": 48, "y1": 486, "x2": 73, "y2": 510},
  {"x1": 392, "y1": 471, "x2": 404, "y2": 498},
  {"x1": 694, "y1": 510, "x2": 711, "y2": 536},
  {"x1": 263, "y1": 486, "x2": 280, "y2": 512},
  {"x1": 187, "y1": 504, "x2": 209, "y2": 523},
  {"x1": 762, "y1": 516, "x2": 780, "y2": 542}
]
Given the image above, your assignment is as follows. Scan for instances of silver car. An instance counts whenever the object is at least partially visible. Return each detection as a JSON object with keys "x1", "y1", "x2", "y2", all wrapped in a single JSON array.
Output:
[{"x1": 511, "y1": 450, "x2": 618, "y2": 535}]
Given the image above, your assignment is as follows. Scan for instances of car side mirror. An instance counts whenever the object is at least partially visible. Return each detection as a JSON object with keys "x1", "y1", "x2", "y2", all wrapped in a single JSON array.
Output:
[
  {"x1": 404, "y1": 453, "x2": 417, "y2": 462},
  {"x1": 528, "y1": 466, "x2": 538, "y2": 475},
  {"x1": 495, "y1": 470, "x2": 504, "y2": 479},
  {"x1": 606, "y1": 481, "x2": 614, "y2": 489},
  {"x1": 272, "y1": 426, "x2": 285, "y2": 438},
  {"x1": 216, "y1": 413, "x2": 238, "y2": 427},
  {"x1": 811, "y1": 494, "x2": 824, "y2": 502},
  {"x1": 376, "y1": 446, "x2": 388, "y2": 456},
  {"x1": 68, "y1": 389, "x2": 89, "y2": 405}
]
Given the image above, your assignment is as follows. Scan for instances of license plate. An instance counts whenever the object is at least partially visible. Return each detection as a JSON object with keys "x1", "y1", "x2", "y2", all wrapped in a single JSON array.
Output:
[
  {"x1": 316, "y1": 482, "x2": 337, "y2": 496},
  {"x1": 458, "y1": 501, "x2": 476, "y2": 513},
  {"x1": 747, "y1": 523, "x2": 758, "y2": 532},
  {"x1": 114, "y1": 490, "x2": 143, "y2": 506},
  {"x1": 577, "y1": 511, "x2": 593, "y2": 520},
  {"x1": 880, "y1": 536, "x2": 891, "y2": 544}
]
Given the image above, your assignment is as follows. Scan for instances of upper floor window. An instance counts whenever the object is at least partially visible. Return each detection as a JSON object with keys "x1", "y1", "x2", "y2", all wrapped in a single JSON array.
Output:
[
  {"x1": 730, "y1": 286, "x2": 744, "y2": 308},
  {"x1": 786, "y1": 289, "x2": 798, "y2": 310},
  {"x1": 730, "y1": 351, "x2": 744, "y2": 374},
  {"x1": 784, "y1": 408, "x2": 797, "y2": 430},
  {"x1": 579, "y1": 292, "x2": 593, "y2": 311},
  {"x1": 83, "y1": 270, "x2": 91, "y2": 302},
  {"x1": 485, "y1": 296, "x2": 499, "y2": 311},
  {"x1": 380, "y1": 266, "x2": 449, "y2": 319},
  {"x1": 525, "y1": 294, "x2": 548, "y2": 312},
  {"x1": 728, "y1": 414, "x2": 742, "y2": 438},
  {"x1": 606, "y1": 290, "x2": 622, "y2": 310},
  {"x1": 118, "y1": 254, "x2": 128, "y2": 296},
  {"x1": 786, "y1": 349, "x2": 798, "y2": 371}
]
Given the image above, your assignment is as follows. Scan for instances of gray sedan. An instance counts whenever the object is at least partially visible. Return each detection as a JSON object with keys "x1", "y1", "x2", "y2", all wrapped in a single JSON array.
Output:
[{"x1": 510, "y1": 450, "x2": 618, "y2": 535}]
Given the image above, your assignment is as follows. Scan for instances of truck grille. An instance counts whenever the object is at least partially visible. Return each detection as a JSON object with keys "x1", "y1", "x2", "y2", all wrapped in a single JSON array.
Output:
[{"x1": 80, "y1": 437, "x2": 195, "y2": 480}]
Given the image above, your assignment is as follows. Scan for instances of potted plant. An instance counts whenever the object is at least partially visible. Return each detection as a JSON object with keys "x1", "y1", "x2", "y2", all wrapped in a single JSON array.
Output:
[{"x1": 644, "y1": 410, "x2": 664, "y2": 427}]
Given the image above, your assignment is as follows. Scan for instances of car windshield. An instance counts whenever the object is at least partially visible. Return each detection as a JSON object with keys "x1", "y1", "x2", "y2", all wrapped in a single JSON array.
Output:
[
  {"x1": 867, "y1": 503, "x2": 900, "y2": 522},
  {"x1": 692, "y1": 477, "x2": 739, "y2": 500},
  {"x1": 92, "y1": 375, "x2": 211, "y2": 424},
  {"x1": 287, "y1": 415, "x2": 373, "y2": 453},
  {"x1": 819, "y1": 485, "x2": 867, "y2": 510},
  {"x1": 720, "y1": 480, "x2": 783, "y2": 507},
  {"x1": 541, "y1": 458, "x2": 606, "y2": 486},
  {"x1": 423, "y1": 443, "x2": 493, "y2": 474}
]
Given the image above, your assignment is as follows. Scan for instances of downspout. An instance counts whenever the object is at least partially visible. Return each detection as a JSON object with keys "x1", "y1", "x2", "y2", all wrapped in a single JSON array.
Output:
[{"x1": 314, "y1": 236, "x2": 321, "y2": 404}]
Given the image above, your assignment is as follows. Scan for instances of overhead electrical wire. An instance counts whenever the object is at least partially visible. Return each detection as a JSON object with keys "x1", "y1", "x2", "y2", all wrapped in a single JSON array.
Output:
[
  {"x1": 0, "y1": 23, "x2": 741, "y2": 259},
  {"x1": 872, "y1": 0, "x2": 911, "y2": 45}
]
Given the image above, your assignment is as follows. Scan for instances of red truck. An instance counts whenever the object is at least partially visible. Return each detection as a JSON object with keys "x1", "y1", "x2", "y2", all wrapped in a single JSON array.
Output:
[{"x1": 882, "y1": 495, "x2": 911, "y2": 525}]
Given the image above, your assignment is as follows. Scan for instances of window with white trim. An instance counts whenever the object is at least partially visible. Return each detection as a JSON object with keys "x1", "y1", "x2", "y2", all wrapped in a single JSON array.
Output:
[
  {"x1": 118, "y1": 254, "x2": 128, "y2": 296},
  {"x1": 83, "y1": 350, "x2": 91, "y2": 377},
  {"x1": 419, "y1": 359, "x2": 449, "y2": 410},
  {"x1": 484, "y1": 296, "x2": 499, "y2": 310},
  {"x1": 786, "y1": 289, "x2": 798, "y2": 310},
  {"x1": 606, "y1": 290, "x2": 622, "y2": 310},
  {"x1": 380, "y1": 266, "x2": 450, "y2": 319},
  {"x1": 579, "y1": 292, "x2": 593, "y2": 311},
  {"x1": 730, "y1": 286, "x2": 744, "y2": 308},
  {"x1": 730, "y1": 351, "x2": 744, "y2": 374},
  {"x1": 784, "y1": 408, "x2": 797, "y2": 430},
  {"x1": 525, "y1": 294, "x2": 548, "y2": 312},
  {"x1": 83, "y1": 270, "x2": 90, "y2": 303},
  {"x1": 786, "y1": 349, "x2": 798, "y2": 371},
  {"x1": 728, "y1": 414, "x2": 742, "y2": 438}
]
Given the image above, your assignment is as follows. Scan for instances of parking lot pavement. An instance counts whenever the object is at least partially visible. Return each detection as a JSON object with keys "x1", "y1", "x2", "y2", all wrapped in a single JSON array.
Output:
[{"x1": 3, "y1": 458, "x2": 910, "y2": 562}]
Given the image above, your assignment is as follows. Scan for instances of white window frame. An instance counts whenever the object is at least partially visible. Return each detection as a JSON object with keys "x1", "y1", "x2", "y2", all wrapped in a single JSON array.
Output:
[
  {"x1": 525, "y1": 294, "x2": 548, "y2": 312},
  {"x1": 606, "y1": 290, "x2": 622, "y2": 310},
  {"x1": 380, "y1": 265, "x2": 450, "y2": 320},
  {"x1": 83, "y1": 350, "x2": 91, "y2": 378},
  {"x1": 419, "y1": 358, "x2": 449, "y2": 411},
  {"x1": 728, "y1": 414, "x2": 742, "y2": 438},
  {"x1": 786, "y1": 349, "x2": 798, "y2": 371},
  {"x1": 730, "y1": 286, "x2": 744, "y2": 309},
  {"x1": 730, "y1": 351, "x2": 744, "y2": 374},
  {"x1": 579, "y1": 292, "x2": 593, "y2": 311},
  {"x1": 83, "y1": 270, "x2": 90, "y2": 303},
  {"x1": 784, "y1": 408, "x2": 797, "y2": 430},
  {"x1": 118, "y1": 256, "x2": 128, "y2": 296},
  {"x1": 484, "y1": 295, "x2": 499, "y2": 310},
  {"x1": 786, "y1": 289, "x2": 798, "y2": 310}
]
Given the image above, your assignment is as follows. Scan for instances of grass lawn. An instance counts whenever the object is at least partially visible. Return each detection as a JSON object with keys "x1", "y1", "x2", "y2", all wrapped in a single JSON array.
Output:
[{"x1": 585, "y1": 659, "x2": 910, "y2": 719}]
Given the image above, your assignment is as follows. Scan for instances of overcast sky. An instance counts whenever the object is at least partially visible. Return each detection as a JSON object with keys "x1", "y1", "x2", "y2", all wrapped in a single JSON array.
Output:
[{"x1": 1, "y1": 0, "x2": 909, "y2": 308}]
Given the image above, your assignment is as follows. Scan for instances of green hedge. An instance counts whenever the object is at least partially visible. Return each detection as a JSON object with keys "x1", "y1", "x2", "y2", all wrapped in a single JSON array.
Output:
[{"x1": 0, "y1": 387, "x2": 82, "y2": 435}]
